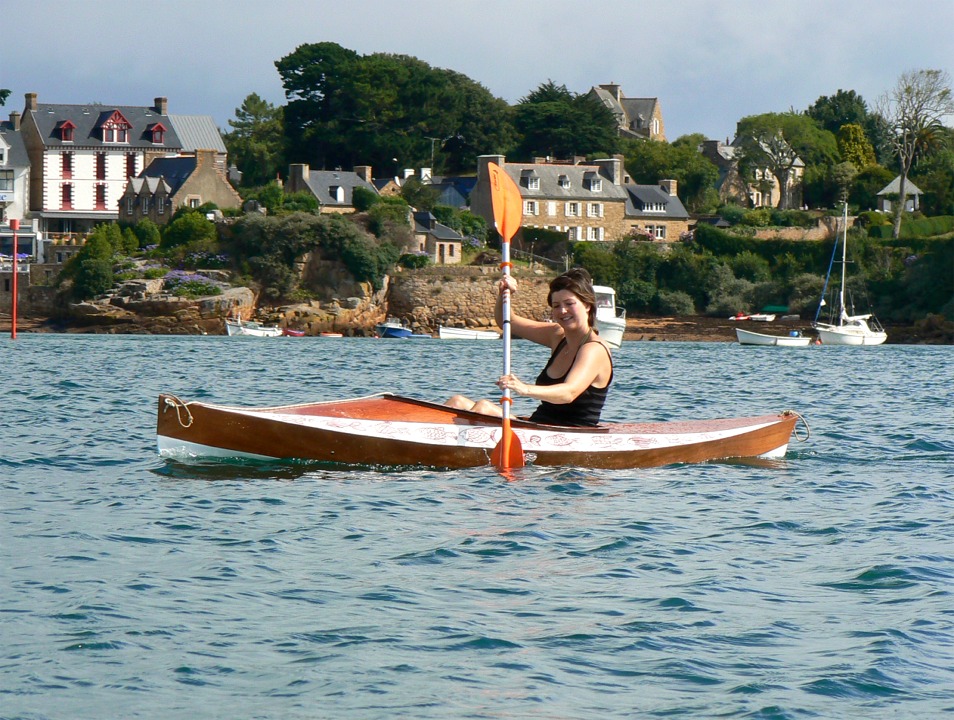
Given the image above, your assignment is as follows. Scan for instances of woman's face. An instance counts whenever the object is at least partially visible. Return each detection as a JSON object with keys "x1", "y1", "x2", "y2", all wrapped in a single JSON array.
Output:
[{"x1": 550, "y1": 289, "x2": 590, "y2": 331}]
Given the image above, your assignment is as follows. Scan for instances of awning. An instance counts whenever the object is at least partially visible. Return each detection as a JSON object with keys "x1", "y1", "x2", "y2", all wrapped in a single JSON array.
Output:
[{"x1": 34, "y1": 210, "x2": 119, "y2": 220}]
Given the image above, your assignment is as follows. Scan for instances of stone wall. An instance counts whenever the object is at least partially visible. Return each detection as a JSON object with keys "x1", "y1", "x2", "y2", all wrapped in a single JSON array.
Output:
[{"x1": 386, "y1": 265, "x2": 554, "y2": 332}]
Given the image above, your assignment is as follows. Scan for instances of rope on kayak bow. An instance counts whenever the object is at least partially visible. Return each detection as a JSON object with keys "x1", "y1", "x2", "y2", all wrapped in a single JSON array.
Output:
[
  {"x1": 783, "y1": 410, "x2": 810, "y2": 442},
  {"x1": 163, "y1": 395, "x2": 194, "y2": 428}
]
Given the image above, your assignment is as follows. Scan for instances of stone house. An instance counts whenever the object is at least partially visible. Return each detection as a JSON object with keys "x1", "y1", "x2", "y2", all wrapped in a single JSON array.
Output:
[
  {"x1": 470, "y1": 154, "x2": 688, "y2": 243},
  {"x1": 118, "y1": 149, "x2": 242, "y2": 225},
  {"x1": 588, "y1": 84, "x2": 666, "y2": 142},
  {"x1": 700, "y1": 138, "x2": 804, "y2": 208},
  {"x1": 18, "y1": 93, "x2": 184, "y2": 238},
  {"x1": 413, "y1": 211, "x2": 463, "y2": 265},
  {"x1": 0, "y1": 111, "x2": 38, "y2": 260},
  {"x1": 286, "y1": 164, "x2": 378, "y2": 213}
]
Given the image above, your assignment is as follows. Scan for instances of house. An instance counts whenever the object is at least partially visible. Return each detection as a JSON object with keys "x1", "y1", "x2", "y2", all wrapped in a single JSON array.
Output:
[
  {"x1": 18, "y1": 93, "x2": 184, "y2": 238},
  {"x1": 877, "y1": 175, "x2": 922, "y2": 213},
  {"x1": 286, "y1": 164, "x2": 378, "y2": 212},
  {"x1": 0, "y1": 110, "x2": 39, "y2": 259},
  {"x1": 470, "y1": 154, "x2": 688, "y2": 243},
  {"x1": 471, "y1": 154, "x2": 631, "y2": 242},
  {"x1": 167, "y1": 114, "x2": 229, "y2": 175},
  {"x1": 624, "y1": 179, "x2": 690, "y2": 241},
  {"x1": 588, "y1": 84, "x2": 666, "y2": 142},
  {"x1": 413, "y1": 211, "x2": 462, "y2": 265},
  {"x1": 428, "y1": 175, "x2": 477, "y2": 209},
  {"x1": 700, "y1": 138, "x2": 804, "y2": 208},
  {"x1": 119, "y1": 149, "x2": 242, "y2": 225}
]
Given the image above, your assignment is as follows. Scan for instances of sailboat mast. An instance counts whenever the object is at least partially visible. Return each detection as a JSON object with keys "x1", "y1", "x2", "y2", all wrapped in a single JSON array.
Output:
[{"x1": 838, "y1": 202, "x2": 848, "y2": 326}]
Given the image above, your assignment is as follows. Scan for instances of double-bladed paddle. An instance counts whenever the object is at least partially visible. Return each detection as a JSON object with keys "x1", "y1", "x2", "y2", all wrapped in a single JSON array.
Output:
[{"x1": 486, "y1": 162, "x2": 526, "y2": 470}]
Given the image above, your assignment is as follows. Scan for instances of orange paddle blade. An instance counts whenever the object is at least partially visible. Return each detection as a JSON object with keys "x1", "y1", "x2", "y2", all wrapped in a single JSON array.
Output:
[
  {"x1": 491, "y1": 424, "x2": 525, "y2": 470},
  {"x1": 487, "y1": 162, "x2": 523, "y2": 242}
]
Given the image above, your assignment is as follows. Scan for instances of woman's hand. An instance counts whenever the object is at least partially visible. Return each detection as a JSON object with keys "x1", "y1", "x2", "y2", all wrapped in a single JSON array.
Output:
[
  {"x1": 498, "y1": 275, "x2": 518, "y2": 297},
  {"x1": 497, "y1": 373, "x2": 529, "y2": 397}
]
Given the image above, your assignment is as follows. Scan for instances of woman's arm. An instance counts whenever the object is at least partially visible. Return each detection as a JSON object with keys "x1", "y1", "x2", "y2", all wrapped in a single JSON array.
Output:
[{"x1": 494, "y1": 276, "x2": 560, "y2": 348}]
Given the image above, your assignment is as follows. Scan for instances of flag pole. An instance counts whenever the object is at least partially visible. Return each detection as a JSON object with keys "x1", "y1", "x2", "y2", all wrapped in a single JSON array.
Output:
[{"x1": 10, "y1": 218, "x2": 19, "y2": 340}]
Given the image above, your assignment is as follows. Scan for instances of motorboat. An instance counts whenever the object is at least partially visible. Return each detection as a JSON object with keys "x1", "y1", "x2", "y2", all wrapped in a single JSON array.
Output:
[{"x1": 593, "y1": 285, "x2": 625, "y2": 349}]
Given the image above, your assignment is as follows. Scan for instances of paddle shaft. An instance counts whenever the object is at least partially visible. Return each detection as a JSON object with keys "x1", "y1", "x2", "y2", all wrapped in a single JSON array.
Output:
[{"x1": 499, "y1": 241, "x2": 514, "y2": 460}]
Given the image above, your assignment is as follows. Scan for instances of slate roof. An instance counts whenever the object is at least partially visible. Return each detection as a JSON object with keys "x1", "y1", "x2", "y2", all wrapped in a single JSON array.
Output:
[
  {"x1": 167, "y1": 115, "x2": 226, "y2": 153},
  {"x1": 625, "y1": 185, "x2": 689, "y2": 219},
  {"x1": 27, "y1": 102, "x2": 182, "y2": 150},
  {"x1": 0, "y1": 121, "x2": 30, "y2": 167},
  {"x1": 500, "y1": 162, "x2": 628, "y2": 201},
  {"x1": 878, "y1": 175, "x2": 923, "y2": 196},
  {"x1": 140, "y1": 156, "x2": 198, "y2": 195},
  {"x1": 591, "y1": 87, "x2": 659, "y2": 137},
  {"x1": 413, "y1": 211, "x2": 462, "y2": 241},
  {"x1": 303, "y1": 169, "x2": 377, "y2": 205},
  {"x1": 126, "y1": 176, "x2": 173, "y2": 195}
]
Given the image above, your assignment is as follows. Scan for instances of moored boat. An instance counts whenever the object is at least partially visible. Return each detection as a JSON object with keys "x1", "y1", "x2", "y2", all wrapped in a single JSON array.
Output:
[
  {"x1": 736, "y1": 328, "x2": 812, "y2": 347},
  {"x1": 157, "y1": 393, "x2": 801, "y2": 470},
  {"x1": 813, "y1": 203, "x2": 887, "y2": 346},
  {"x1": 593, "y1": 285, "x2": 625, "y2": 349},
  {"x1": 438, "y1": 326, "x2": 500, "y2": 340},
  {"x1": 375, "y1": 318, "x2": 431, "y2": 339},
  {"x1": 225, "y1": 317, "x2": 283, "y2": 337}
]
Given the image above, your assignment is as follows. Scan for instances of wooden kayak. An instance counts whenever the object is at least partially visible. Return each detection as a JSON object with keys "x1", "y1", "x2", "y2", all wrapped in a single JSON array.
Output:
[{"x1": 157, "y1": 393, "x2": 800, "y2": 470}]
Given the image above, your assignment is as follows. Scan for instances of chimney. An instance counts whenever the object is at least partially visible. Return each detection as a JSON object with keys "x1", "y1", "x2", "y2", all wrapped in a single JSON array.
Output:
[
  {"x1": 154, "y1": 97, "x2": 168, "y2": 114},
  {"x1": 195, "y1": 149, "x2": 215, "y2": 168},
  {"x1": 25, "y1": 92, "x2": 38, "y2": 112},
  {"x1": 600, "y1": 83, "x2": 622, "y2": 102},
  {"x1": 288, "y1": 163, "x2": 309, "y2": 192},
  {"x1": 593, "y1": 155, "x2": 624, "y2": 185},
  {"x1": 353, "y1": 165, "x2": 372, "y2": 183},
  {"x1": 9, "y1": 110, "x2": 20, "y2": 131},
  {"x1": 660, "y1": 179, "x2": 678, "y2": 196}
]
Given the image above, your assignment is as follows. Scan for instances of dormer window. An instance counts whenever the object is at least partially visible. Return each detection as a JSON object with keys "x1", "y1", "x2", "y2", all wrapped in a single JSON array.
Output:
[
  {"x1": 329, "y1": 185, "x2": 344, "y2": 203},
  {"x1": 57, "y1": 120, "x2": 76, "y2": 142},
  {"x1": 558, "y1": 175, "x2": 571, "y2": 190},
  {"x1": 584, "y1": 172, "x2": 602, "y2": 192},
  {"x1": 100, "y1": 110, "x2": 131, "y2": 143},
  {"x1": 521, "y1": 169, "x2": 540, "y2": 191},
  {"x1": 148, "y1": 123, "x2": 166, "y2": 144}
]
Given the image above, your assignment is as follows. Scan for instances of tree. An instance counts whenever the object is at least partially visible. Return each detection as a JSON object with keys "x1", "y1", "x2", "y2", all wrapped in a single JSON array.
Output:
[
  {"x1": 876, "y1": 69, "x2": 954, "y2": 238},
  {"x1": 621, "y1": 134, "x2": 719, "y2": 212},
  {"x1": 512, "y1": 80, "x2": 619, "y2": 160},
  {"x1": 276, "y1": 42, "x2": 514, "y2": 174},
  {"x1": 837, "y1": 123, "x2": 876, "y2": 169},
  {"x1": 735, "y1": 113, "x2": 838, "y2": 208},
  {"x1": 806, "y1": 89, "x2": 870, "y2": 134},
  {"x1": 0, "y1": 89, "x2": 9, "y2": 106},
  {"x1": 224, "y1": 93, "x2": 286, "y2": 187}
]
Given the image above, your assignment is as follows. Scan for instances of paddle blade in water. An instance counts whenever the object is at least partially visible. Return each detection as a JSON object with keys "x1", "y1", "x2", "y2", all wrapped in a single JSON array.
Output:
[{"x1": 491, "y1": 424, "x2": 525, "y2": 470}]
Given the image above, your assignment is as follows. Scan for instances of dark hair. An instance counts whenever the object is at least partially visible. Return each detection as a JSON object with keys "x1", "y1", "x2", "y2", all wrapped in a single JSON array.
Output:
[{"x1": 548, "y1": 267, "x2": 597, "y2": 328}]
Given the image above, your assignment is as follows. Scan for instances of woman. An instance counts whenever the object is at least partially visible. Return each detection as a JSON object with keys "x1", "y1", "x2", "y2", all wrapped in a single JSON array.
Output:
[{"x1": 446, "y1": 268, "x2": 614, "y2": 427}]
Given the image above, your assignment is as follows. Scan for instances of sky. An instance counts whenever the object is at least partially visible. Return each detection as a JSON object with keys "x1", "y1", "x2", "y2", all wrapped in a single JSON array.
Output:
[{"x1": 5, "y1": 0, "x2": 952, "y2": 149}]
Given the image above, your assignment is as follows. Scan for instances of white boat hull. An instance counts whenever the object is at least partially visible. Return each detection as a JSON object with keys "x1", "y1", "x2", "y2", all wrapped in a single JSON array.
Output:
[
  {"x1": 438, "y1": 326, "x2": 500, "y2": 340},
  {"x1": 736, "y1": 328, "x2": 812, "y2": 347},
  {"x1": 815, "y1": 323, "x2": 887, "y2": 346},
  {"x1": 595, "y1": 316, "x2": 625, "y2": 349},
  {"x1": 225, "y1": 319, "x2": 283, "y2": 337},
  {"x1": 593, "y1": 285, "x2": 625, "y2": 349}
]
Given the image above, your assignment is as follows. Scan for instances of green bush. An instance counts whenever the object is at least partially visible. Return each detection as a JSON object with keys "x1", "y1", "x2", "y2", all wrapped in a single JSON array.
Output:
[
  {"x1": 399, "y1": 252, "x2": 431, "y2": 269},
  {"x1": 657, "y1": 290, "x2": 696, "y2": 316},
  {"x1": 741, "y1": 208, "x2": 772, "y2": 227},
  {"x1": 352, "y1": 186, "x2": 379, "y2": 212}
]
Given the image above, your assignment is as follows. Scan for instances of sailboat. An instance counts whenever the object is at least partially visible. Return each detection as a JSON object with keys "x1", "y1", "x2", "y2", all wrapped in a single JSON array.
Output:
[{"x1": 813, "y1": 203, "x2": 887, "y2": 346}]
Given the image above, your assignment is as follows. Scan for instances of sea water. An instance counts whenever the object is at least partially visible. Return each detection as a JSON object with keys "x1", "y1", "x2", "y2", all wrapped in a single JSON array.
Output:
[{"x1": 2, "y1": 335, "x2": 952, "y2": 719}]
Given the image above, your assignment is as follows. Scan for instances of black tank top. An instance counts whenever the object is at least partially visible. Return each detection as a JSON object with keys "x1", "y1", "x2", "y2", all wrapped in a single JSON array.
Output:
[{"x1": 528, "y1": 336, "x2": 613, "y2": 427}]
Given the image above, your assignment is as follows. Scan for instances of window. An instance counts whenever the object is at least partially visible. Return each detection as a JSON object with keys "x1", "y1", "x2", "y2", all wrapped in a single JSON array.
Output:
[
  {"x1": 189, "y1": 197, "x2": 200, "y2": 208},
  {"x1": 126, "y1": 197, "x2": 134, "y2": 215},
  {"x1": 157, "y1": 197, "x2": 165, "y2": 215},
  {"x1": 0, "y1": 169, "x2": 13, "y2": 192},
  {"x1": 59, "y1": 121, "x2": 75, "y2": 142},
  {"x1": 101, "y1": 111, "x2": 131, "y2": 143},
  {"x1": 96, "y1": 153, "x2": 106, "y2": 180},
  {"x1": 587, "y1": 203, "x2": 603, "y2": 218},
  {"x1": 61, "y1": 152, "x2": 73, "y2": 179},
  {"x1": 141, "y1": 196, "x2": 150, "y2": 213},
  {"x1": 588, "y1": 178, "x2": 602, "y2": 192},
  {"x1": 528, "y1": 176, "x2": 540, "y2": 190},
  {"x1": 95, "y1": 184, "x2": 107, "y2": 210},
  {"x1": 149, "y1": 123, "x2": 166, "y2": 144},
  {"x1": 448, "y1": 245, "x2": 455, "y2": 257},
  {"x1": 656, "y1": 225, "x2": 667, "y2": 239},
  {"x1": 565, "y1": 202, "x2": 579, "y2": 217},
  {"x1": 61, "y1": 183, "x2": 73, "y2": 209},
  {"x1": 558, "y1": 175, "x2": 571, "y2": 189},
  {"x1": 588, "y1": 227, "x2": 604, "y2": 241},
  {"x1": 524, "y1": 200, "x2": 538, "y2": 215},
  {"x1": 568, "y1": 226, "x2": 582, "y2": 241},
  {"x1": 0, "y1": 147, "x2": 5, "y2": 163},
  {"x1": 126, "y1": 153, "x2": 136, "y2": 179},
  {"x1": 329, "y1": 185, "x2": 343, "y2": 203}
]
